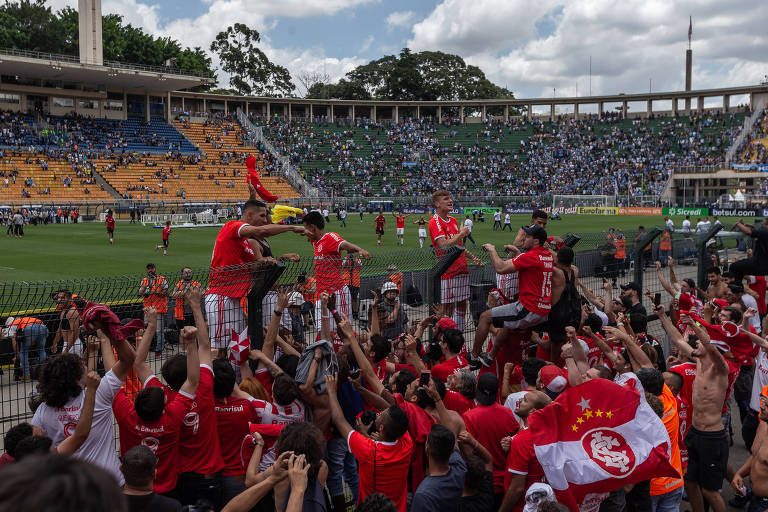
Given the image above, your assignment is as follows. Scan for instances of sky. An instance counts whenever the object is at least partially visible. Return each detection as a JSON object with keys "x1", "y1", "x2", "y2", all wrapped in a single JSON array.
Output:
[{"x1": 46, "y1": 0, "x2": 768, "y2": 100}]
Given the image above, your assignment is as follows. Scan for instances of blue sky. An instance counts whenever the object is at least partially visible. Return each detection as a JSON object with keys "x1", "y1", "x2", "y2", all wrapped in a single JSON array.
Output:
[{"x1": 48, "y1": 0, "x2": 768, "y2": 100}]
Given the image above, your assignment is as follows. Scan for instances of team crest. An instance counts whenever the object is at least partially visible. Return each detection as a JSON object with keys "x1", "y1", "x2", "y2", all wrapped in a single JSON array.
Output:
[{"x1": 581, "y1": 428, "x2": 636, "y2": 477}]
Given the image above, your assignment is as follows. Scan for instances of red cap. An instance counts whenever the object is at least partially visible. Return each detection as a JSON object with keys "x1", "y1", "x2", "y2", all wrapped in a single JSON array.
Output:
[
  {"x1": 677, "y1": 292, "x2": 693, "y2": 311},
  {"x1": 436, "y1": 317, "x2": 458, "y2": 331},
  {"x1": 713, "y1": 299, "x2": 729, "y2": 309},
  {"x1": 540, "y1": 365, "x2": 568, "y2": 393}
]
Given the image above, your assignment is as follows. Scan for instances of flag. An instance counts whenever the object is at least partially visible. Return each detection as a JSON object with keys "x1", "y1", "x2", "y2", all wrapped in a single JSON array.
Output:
[
  {"x1": 229, "y1": 327, "x2": 250, "y2": 365},
  {"x1": 682, "y1": 312, "x2": 757, "y2": 364},
  {"x1": 81, "y1": 302, "x2": 144, "y2": 342},
  {"x1": 245, "y1": 155, "x2": 278, "y2": 203},
  {"x1": 529, "y1": 378, "x2": 677, "y2": 512}
]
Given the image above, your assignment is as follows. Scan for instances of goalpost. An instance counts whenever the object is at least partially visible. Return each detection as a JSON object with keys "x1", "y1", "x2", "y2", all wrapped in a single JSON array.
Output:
[{"x1": 551, "y1": 195, "x2": 616, "y2": 214}]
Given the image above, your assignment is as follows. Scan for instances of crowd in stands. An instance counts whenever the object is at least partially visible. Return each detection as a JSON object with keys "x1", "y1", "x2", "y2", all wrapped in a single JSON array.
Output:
[
  {"x1": 736, "y1": 109, "x2": 768, "y2": 164},
  {"x1": 3, "y1": 198, "x2": 768, "y2": 512}
]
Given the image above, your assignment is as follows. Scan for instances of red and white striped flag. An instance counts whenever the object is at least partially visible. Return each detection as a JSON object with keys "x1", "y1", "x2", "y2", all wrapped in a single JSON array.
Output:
[
  {"x1": 529, "y1": 378, "x2": 677, "y2": 512},
  {"x1": 229, "y1": 327, "x2": 250, "y2": 365}
]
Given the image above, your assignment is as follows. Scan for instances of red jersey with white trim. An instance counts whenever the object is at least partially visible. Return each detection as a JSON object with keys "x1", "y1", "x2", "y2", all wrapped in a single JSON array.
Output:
[
  {"x1": 395, "y1": 216, "x2": 405, "y2": 228},
  {"x1": 442, "y1": 390, "x2": 474, "y2": 416},
  {"x1": 579, "y1": 335, "x2": 604, "y2": 369},
  {"x1": 162, "y1": 225, "x2": 171, "y2": 240},
  {"x1": 313, "y1": 232, "x2": 345, "y2": 294},
  {"x1": 430, "y1": 355, "x2": 469, "y2": 383},
  {"x1": 668, "y1": 362, "x2": 696, "y2": 408},
  {"x1": 249, "y1": 398, "x2": 305, "y2": 469},
  {"x1": 428, "y1": 214, "x2": 468, "y2": 279},
  {"x1": 348, "y1": 430, "x2": 412, "y2": 512},
  {"x1": 749, "y1": 276, "x2": 767, "y2": 315},
  {"x1": 208, "y1": 221, "x2": 255, "y2": 298},
  {"x1": 105, "y1": 216, "x2": 115, "y2": 229},
  {"x1": 504, "y1": 428, "x2": 545, "y2": 512},
  {"x1": 375, "y1": 215, "x2": 386, "y2": 229},
  {"x1": 214, "y1": 396, "x2": 258, "y2": 476},
  {"x1": 112, "y1": 388, "x2": 194, "y2": 493},
  {"x1": 511, "y1": 246, "x2": 554, "y2": 316}
]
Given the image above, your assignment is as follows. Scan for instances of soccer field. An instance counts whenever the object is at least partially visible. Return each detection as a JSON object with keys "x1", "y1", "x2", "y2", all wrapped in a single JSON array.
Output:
[{"x1": 0, "y1": 213, "x2": 730, "y2": 282}]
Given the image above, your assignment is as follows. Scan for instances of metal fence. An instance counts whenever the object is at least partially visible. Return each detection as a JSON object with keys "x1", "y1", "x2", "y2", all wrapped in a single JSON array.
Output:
[{"x1": 0, "y1": 227, "x2": 753, "y2": 447}]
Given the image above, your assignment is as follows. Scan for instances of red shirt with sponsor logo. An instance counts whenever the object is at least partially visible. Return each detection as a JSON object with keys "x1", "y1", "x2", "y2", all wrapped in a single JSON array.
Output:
[
  {"x1": 511, "y1": 246, "x2": 553, "y2": 316},
  {"x1": 579, "y1": 335, "x2": 605, "y2": 368},
  {"x1": 105, "y1": 216, "x2": 115, "y2": 229},
  {"x1": 395, "y1": 216, "x2": 405, "y2": 228},
  {"x1": 428, "y1": 214, "x2": 468, "y2": 279},
  {"x1": 375, "y1": 215, "x2": 386, "y2": 229},
  {"x1": 430, "y1": 355, "x2": 469, "y2": 383},
  {"x1": 112, "y1": 387, "x2": 194, "y2": 493},
  {"x1": 162, "y1": 225, "x2": 171, "y2": 240},
  {"x1": 504, "y1": 427, "x2": 545, "y2": 512},
  {"x1": 208, "y1": 221, "x2": 256, "y2": 298},
  {"x1": 313, "y1": 232, "x2": 345, "y2": 294},
  {"x1": 463, "y1": 403, "x2": 520, "y2": 493},
  {"x1": 214, "y1": 396, "x2": 259, "y2": 476},
  {"x1": 145, "y1": 367, "x2": 225, "y2": 475}
]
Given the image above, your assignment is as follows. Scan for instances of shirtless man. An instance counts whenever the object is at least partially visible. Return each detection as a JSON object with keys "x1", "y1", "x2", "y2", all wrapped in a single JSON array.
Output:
[
  {"x1": 685, "y1": 317, "x2": 730, "y2": 512},
  {"x1": 512, "y1": 210, "x2": 548, "y2": 249},
  {"x1": 732, "y1": 386, "x2": 768, "y2": 512},
  {"x1": 51, "y1": 290, "x2": 82, "y2": 355},
  {"x1": 702, "y1": 267, "x2": 729, "y2": 301}
]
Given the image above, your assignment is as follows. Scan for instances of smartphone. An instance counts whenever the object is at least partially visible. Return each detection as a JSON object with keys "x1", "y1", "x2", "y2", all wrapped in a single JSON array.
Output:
[
  {"x1": 420, "y1": 370, "x2": 431, "y2": 387},
  {"x1": 349, "y1": 369, "x2": 361, "y2": 380},
  {"x1": 653, "y1": 293, "x2": 661, "y2": 307}
]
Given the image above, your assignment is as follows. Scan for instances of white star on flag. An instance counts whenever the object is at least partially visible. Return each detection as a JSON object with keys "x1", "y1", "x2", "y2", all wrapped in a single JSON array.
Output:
[{"x1": 578, "y1": 397, "x2": 592, "y2": 411}]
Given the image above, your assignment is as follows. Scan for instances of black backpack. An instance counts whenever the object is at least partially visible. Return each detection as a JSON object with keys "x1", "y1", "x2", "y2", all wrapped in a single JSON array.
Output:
[{"x1": 548, "y1": 268, "x2": 581, "y2": 329}]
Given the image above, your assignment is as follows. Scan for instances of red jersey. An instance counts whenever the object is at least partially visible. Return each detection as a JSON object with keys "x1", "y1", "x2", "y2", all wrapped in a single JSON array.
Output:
[
  {"x1": 214, "y1": 396, "x2": 258, "y2": 476},
  {"x1": 208, "y1": 221, "x2": 255, "y2": 298},
  {"x1": 462, "y1": 403, "x2": 520, "y2": 493},
  {"x1": 750, "y1": 276, "x2": 767, "y2": 315},
  {"x1": 105, "y1": 216, "x2": 115, "y2": 229},
  {"x1": 395, "y1": 393, "x2": 436, "y2": 492},
  {"x1": 112, "y1": 388, "x2": 194, "y2": 493},
  {"x1": 395, "y1": 216, "x2": 405, "y2": 228},
  {"x1": 146, "y1": 367, "x2": 224, "y2": 475},
  {"x1": 442, "y1": 390, "x2": 475, "y2": 416},
  {"x1": 162, "y1": 225, "x2": 171, "y2": 240},
  {"x1": 428, "y1": 214, "x2": 468, "y2": 279},
  {"x1": 504, "y1": 428, "x2": 545, "y2": 512},
  {"x1": 579, "y1": 335, "x2": 604, "y2": 368},
  {"x1": 431, "y1": 355, "x2": 469, "y2": 383},
  {"x1": 348, "y1": 430, "x2": 413, "y2": 512},
  {"x1": 511, "y1": 246, "x2": 554, "y2": 316},
  {"x1": 375, "y1": 215, "x2": 386, "y2": 229},
  {"x1": 313, "y1": 232, "x2": 345, "y2": 294},
  {"x1": 668, "y1": 362, "x2": 696, "y2": 407}
]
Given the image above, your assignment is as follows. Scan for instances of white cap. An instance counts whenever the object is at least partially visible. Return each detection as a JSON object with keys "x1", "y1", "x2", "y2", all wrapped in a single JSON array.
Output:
[
  {"x1": 288, "y1": 292, "x2": 304, "y2": 307},
  {"x1": 381, "y1": 282, "x2": 399, "y2": 294},
  {"x1": 4, "y1": 316, "x2": 14, "y2": 327}
]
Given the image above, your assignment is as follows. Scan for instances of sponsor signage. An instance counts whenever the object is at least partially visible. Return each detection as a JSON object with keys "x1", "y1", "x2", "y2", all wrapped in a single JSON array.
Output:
[
  {"x1": 762, "y1": 209, "x2": 768, "y2": 217},
  {"x1": 617, "y1": 207, "x2": 662, "y2": 215},
  {"x1": 462, "y1": 207, "x2": 504, "y2": 214},
  {"x1": 662, "y1": 207, "x2": 708, "y2": 216},
  {"x1": 507, "y1": 207, "x2": 535, "y2": 214},
  {"x1": 402, "y1": 207, "x2": 428, "y2": 214},
  {"x1": 577, "y1": 206, "x2": 619, "y2": 215},
  {"x1": 542, "y1": 205, "x2": 579, "y2": 215},
  {"x1": 710, "y1": 208, "x2": 757, "y2": 217}
]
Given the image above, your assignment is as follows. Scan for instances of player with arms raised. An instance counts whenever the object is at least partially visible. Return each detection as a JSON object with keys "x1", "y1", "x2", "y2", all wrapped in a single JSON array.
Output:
[
  {"x1": 428, "y1": 190, "x2": 482, "y2": 332},
  {"x1": 392, "y1": 211, "x2": 410, "y2": 246}
]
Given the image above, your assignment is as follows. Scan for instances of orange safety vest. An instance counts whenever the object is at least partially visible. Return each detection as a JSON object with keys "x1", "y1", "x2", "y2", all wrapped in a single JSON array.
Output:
[
  {"x1": 140, "y1": 275, "x2": 168, "y2": 313},
  {"x1": 660, "y1": 233, "x2": 672, "y2": 251},
  {"x1": 299, "y1": 276, "x2": 316, "y2": 302},
  {"x1": 344, "y1": 257, "x2": 361, "y2": 288},
  {"x1": 12, "y1": 317, "x2": 43, "y2": 330},
  {"x1": 173, "y1": 280, "x2": 201, "y2": 320},
  {"x1": 389, "y1": 271, "x2": 404, "y2": 291},
  {"x1": 615, "y1": 238, "x2": 626, "y2": 259}
]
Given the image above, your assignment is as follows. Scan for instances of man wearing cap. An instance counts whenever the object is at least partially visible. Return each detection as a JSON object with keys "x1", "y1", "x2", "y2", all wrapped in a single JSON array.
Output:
[
  {"x1": 430, "y1": 329, "x2": 469, "y2": 383},
  {"x1": 732, "y1": 385, "x2": 768, "y2": 512},
  {"x1": 730, "y1": 219, "x2": 768, "y2": 280},
  {"x1": 379, "y1": 281, "x2": 408, "y2": 340},
  {"x1": 472, "y1": 225, "x2": 554, "y2": 368},
  {"x1": 286, "y1": 291, "x2": 306, "y2": 348},
  {"x1": 461, "y1": 373, "x2": 519, "y2": 509},
  {"x1": 619, "y1": 281, "x2": 646, "y2": 316}
]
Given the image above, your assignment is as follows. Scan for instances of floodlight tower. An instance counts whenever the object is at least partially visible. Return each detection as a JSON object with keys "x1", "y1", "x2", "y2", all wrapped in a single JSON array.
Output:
[{"x1": 79, "y1": 0, "x2": 103, "y2": 65}]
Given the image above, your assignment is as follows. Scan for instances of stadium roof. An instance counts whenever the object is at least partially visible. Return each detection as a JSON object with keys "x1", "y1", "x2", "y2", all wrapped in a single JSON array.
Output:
[{"x1": 0, "y1": 48, "x2": 213, "y2": 92}]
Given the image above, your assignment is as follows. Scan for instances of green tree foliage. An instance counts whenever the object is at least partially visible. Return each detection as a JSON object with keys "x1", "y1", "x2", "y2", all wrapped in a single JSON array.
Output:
[
  {"x1": 209, "y1": 23, "x2": 295, "y2": 97},
  {"x1": 312, "y1": 48, "x2": 514, "y2": 101}
]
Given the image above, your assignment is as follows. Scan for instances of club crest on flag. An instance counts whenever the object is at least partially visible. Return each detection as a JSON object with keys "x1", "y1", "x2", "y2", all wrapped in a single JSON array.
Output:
[
  {"x1": 582, "y1": 428, "x2": 636, "y2": 477},
  {"x1": 229, "y1": 327, "x2": 250, "y2": 365}
]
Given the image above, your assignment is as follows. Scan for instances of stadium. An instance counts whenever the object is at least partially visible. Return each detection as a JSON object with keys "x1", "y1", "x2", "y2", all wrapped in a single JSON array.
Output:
[{"x1": 1, "y1": 1, "x2": 768, "y2": 511}]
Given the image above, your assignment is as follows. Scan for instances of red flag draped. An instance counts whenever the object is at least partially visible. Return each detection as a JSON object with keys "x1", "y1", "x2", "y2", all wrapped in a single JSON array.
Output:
[{"x1": 245, "y1": 155, "x2": 278, "y2": 203}]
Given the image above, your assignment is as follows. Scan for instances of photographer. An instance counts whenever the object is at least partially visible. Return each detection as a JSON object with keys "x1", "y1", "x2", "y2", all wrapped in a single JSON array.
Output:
[{"x1": 376, "y1": 283, "x2": 408, "y2": 340}]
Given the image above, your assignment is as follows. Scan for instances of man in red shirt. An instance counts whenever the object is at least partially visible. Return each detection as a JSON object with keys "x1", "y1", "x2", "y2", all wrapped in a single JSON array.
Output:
[
  {"x1": 302, "y1": 211, "x2": 370, "y2": 330},
  {"x1": 155, "y1": 220, "x2": 171, "y2": 256},
  {"x1": 462, "y1": 373, "x2": 519, "y2": 508},
  {"x1": 105, "y1": 211, "x2": 115, "y2": 244},
  {"x1": 499, "y1": 390, "x2": 551, "y2": 512},
  {"x1": 472, "y1": 224, "x2": 554, "y2": 367},
  {"x1": 113, "y1": 325, "x2": 201, "y2": 496},
  {"x1": 375, "y1": 211, "x2": 386, "y2": 246},
  {"x1": 205, "y1": 199, "x2": 306, "y2": 349},
  {"x1": 431, "y1": 329, "x2": 469, "y2": 383},
  {"x1": 428, "y1": 190, "x2": 482, "y2": 332},
  {"x1": 325, "y1": 373, "x2": 413, "y2": 512},
  {"x1": 392, "y1": 211, "x2": 410, "y2": 246}
]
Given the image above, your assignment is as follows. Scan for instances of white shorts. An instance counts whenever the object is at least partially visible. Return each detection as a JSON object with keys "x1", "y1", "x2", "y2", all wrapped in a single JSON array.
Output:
[
  {"x1": 418, "y1": 228, "x2": 427, "y2": 238},
  {"x1": 204, "y1": 293, "x2": 246, "y2": 349},
  {"x1": 396, "y1": 228, "x2": 404, "y2": 236},
  {"x1": 262, "y1": 290, "x2": 292, "y2": 331},
  {"x1": 314, "y1": 285, "x2": 352, "y2": 332},
  {"x1": 441, "y1": 274, "x2": 470, "y2": 303},
  {"x1": 64, "y1": 338, "x2": 84, "y2": 356}
]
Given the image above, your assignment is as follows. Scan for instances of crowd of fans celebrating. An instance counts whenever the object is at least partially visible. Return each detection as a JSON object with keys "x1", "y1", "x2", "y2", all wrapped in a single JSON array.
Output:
[{"x1": 3, "y1": 186, "x2": 768, "y2": 512}]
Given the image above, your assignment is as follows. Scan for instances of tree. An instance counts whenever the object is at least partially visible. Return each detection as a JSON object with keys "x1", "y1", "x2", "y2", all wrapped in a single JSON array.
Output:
[
  {"x1": 296, "y1": 70, "x2": 330, "y2": 97},
  {"x1": 210, "y1": 23, "x2": 295, "y2": 97}
]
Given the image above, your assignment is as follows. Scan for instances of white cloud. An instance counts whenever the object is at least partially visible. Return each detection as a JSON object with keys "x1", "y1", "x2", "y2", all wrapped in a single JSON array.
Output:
[
  {"x1": 386, "y1": 10, "x2": 415, "y2": 30},
  {"x1": 359, "y1": 35, "x2": 375, "y2": 53}
]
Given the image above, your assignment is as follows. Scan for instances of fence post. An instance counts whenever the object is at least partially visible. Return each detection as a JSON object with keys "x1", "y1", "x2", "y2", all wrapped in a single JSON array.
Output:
[
  {"x1": 632, "y1": 228, "x2": 662, "y2": 289},
  {"x1": 247, "y1": 262, "x2": 286, "y2": 350},
  {"x1": 697, "y1": 224, "x2": 723, "y2": 289},
  {"x1": 429, "y1": 246, "x2": 465, "y2": 308}
]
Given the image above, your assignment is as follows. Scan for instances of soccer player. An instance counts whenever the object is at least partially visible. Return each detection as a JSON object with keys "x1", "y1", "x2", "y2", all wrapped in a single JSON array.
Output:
[
  {"x1": 493, "y1": 210, "x2": 502, "y2": 230},
  {"x1": 463, "y1": 215, "x2": 476, "y2": 246},
  {"x1": 428, "y1": 190, "x2": 482, "y2": 332},
  {"x1": 375, "y1": 210, "x2": 386, "y2": 246},
  {"x1": 155, "y1": 220, "x2": 171, "y2": 255},
  {"x1": 502, "y1": 213, "x2": 512, "y2": 231},
  {"x1": 414, "y1": 216, "x2": 427, "y2": 248},
  {"x1": 392, "y1": 211, "x2": 410, "y2": 246},
  {"x1": 472, "y1": 225, "x2": 553, "y2": 367},
  {"x1": 302, "y1": 211, "x2": 370, "y2": 330},
  {"x1": 105, "y1": 210, "x2": 115, "y2": 244},
  {"x1": 206, "y1": 199, "x2": 306, "y2": 350}
]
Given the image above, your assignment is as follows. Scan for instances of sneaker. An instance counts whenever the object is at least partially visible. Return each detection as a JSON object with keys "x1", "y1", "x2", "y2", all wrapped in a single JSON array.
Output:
[
  {"x1": 467, "y1": 354, "x2": 485, "y2": 371},
  {"x1": 478, "y1": 352, "x2": 494, "y2": 368}
]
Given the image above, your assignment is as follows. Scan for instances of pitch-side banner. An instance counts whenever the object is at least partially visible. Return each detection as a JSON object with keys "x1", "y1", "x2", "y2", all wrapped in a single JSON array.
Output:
[
  {"x1": 617, "y1": 207, "x2": 662, "y2": 215},
  {"x1": 710, "y1": 208, "x2": 758, "y2": 217},
  {"x1": 662, "y1": 207, "x2": 708, "y2": 216},
  {"x1": 577, "y1": 206, "x2": 618, "y2": 215}
]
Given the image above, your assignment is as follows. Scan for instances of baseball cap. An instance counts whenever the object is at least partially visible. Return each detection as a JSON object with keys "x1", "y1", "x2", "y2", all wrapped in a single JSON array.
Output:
[
  {"x1": 522, "y1": 224, "x2": 547, "y2": 243},
  {"x1": 476, "y1": 373, "x2": 499, "y2": 406},
  {"x1": 288, "y1": 292, "x2": 304, "y2": 307},
  {"x1": 435, "y1": 317, "x2": 458, "y2": 332},
  {"x1": 713, "y1": 298, "x2": 729, "y2": 309},
  {"x1": 620, "y1": 282, "x2": 641, "y2": 294},
  {"x1": 5, "y1": 316, "x2": 15, "y2": 327},
  {"x1": 539, "y1": 365, "x2": 568, "y2": 394}
]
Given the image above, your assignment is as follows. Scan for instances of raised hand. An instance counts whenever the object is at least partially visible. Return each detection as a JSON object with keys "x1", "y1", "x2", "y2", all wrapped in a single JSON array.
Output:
[
  {"x1": 287, "y1": 453, "x2": 309, "y2": 493},
  {"x1": 85, "y1": 370, "x2": 101, "y2": 389},
  {"x1": 183, "y1": 285, "x2": 202, "y2": 304}
]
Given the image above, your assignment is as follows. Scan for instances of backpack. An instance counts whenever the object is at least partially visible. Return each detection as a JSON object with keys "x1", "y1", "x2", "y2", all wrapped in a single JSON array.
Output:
[{"x1": 548, "y1": 268, "x2": 581, "y2": 330}]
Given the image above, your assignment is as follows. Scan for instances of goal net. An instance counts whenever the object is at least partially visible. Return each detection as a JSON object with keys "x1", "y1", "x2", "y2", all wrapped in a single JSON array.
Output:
[{"x1": 551, "y1": 195, "x2": 615, "y2": 214}]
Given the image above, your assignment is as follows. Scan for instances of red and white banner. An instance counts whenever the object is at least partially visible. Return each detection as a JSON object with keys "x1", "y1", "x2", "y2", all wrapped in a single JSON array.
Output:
[
  {"x1": 683, "y1": 312, "x2": 757, "y2": 364},
  {"x1": 529, "y1": 378, "x2": 677, "y2": 511},
  {"x1": 229, "y1": 327, "x2": 250, "y2": 365}
]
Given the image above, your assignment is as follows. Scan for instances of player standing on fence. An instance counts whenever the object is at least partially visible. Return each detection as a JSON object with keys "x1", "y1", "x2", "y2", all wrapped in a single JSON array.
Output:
[
  {"x1": 105, "y1": 210, "x2": 115, "y2": 244},
  {"x1": 205, "y1": 199, "x2": 306, "y2": 351},
  {"x1": 302, "y1": 211, "x2": 370, "y2": 331},
  {"x1": 428, "y1": 190, "x2": 483, "y2": 332},
  {"x1": 154, "y1": 221, "x2": 171, "y2": 255}
]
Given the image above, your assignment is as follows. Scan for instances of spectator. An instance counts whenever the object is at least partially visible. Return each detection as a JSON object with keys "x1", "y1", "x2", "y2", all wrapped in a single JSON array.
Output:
[
  {"x1": 121, "y1": 445, "x2": 182, "y2": 512},
  {"x1": 411, "y1": 424, "x2": 467, "y2": 512}
]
